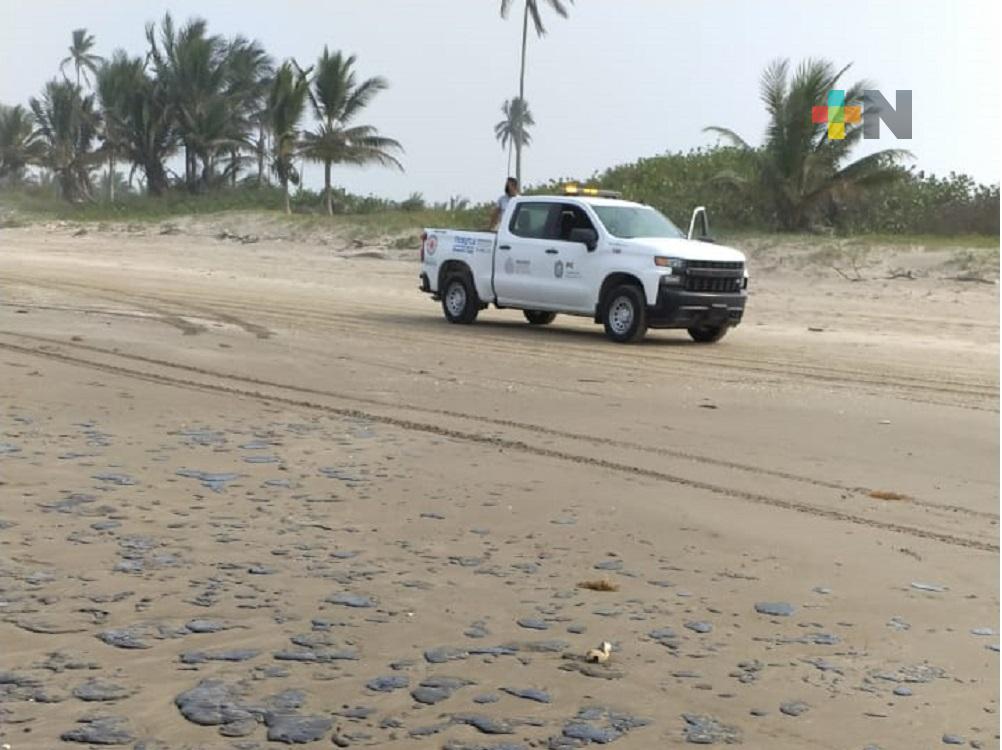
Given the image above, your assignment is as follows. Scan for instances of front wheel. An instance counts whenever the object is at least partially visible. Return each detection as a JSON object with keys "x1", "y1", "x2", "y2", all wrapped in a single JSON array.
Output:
[
  {"x1": 441, "y1": 274, "x2": 479, "y2": 324},
  {"x1": 523, "y1": 310, "x2": 557, "y2": 326},
  {"x1": 602, "y1": 284, "x2": 647, "y2": 343},
  {"x1": 688, "y1": 325, "x2": 728, "y2": 343}
]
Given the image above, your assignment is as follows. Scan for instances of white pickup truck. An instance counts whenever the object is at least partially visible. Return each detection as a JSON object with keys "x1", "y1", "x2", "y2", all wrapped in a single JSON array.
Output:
[{"x1": 418, "y1": 188, "x2": 748, "y2": 343}]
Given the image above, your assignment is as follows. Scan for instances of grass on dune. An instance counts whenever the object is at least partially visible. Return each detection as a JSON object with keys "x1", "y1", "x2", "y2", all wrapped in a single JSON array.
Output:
[
  {"x1": 0, "y1": 187, "x2": 491, "y2": 238},
  {"x1": 1, "y1": 188, "x2": 997, "y2": 250}
]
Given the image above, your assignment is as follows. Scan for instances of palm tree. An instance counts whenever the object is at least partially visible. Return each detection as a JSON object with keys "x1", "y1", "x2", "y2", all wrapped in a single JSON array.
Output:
[
  {"x1": 94, "y1": 52, "x2": 175, "y2": 196},
  {"x1": 60, "y1": 29, "x2": 103, "y2": 88},
  {"x1": 96, "y1": 168, "x2": 131, "y2": 199},
  {"x1": 499, "y1": 1, "x2": 569, "y2": 183},
  {"x1": 494, "y1": 97, "x2": 534, "y2": 185},
  {"x1": 95, "y1": 52, "x2": 134, "y2": 202},
  {"x1": 147, "y1": 15, "x2": 274, "y2": 192},
  {"x1": 0, "y1": 104, "x2": 43, "y2": 183},
  {"x1": 267, "y1": 62, "x2": 309, "y2": 213},
  {"x1": 146, "y1": 13, "x2": 235, "y2": 191},
  {"x1": 705, "y1": 58, "x2": 910, "y2": 230},
  {"x1": 300, "y1": 47, "x2": 403, "y2": 215},
  {"x1": 223, "y1": 36, "x2": 274, "y2": 186},
  {"x1": 30, "y1": 79, "x2": 102, "y2": 202},
  {"x1": 499, "y1": 1, "x2": 571, "y2": 102}
]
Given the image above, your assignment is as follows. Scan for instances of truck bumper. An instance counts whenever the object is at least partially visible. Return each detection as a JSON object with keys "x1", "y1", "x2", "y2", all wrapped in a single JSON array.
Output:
[
  {"x1": 647, "y1": 287, "x2": 747, "y2": 329},
  {"x1": 419, "y1": 272, "x2": 443, "y2": 301}
]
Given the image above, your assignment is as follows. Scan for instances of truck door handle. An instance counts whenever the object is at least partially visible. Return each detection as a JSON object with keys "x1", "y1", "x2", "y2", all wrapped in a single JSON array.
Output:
[
  {"x1": 498, "y1": 245, "x2": 511, "y2": 250},
  {"x1": 545, "y1": 248, "x2": 558, "y2": 254}
]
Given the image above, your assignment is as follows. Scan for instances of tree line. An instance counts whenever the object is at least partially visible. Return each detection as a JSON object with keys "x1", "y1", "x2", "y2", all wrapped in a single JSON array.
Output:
[
  {"x1": 537, "y1": 147, "x2": 999, "y2": 236},
  {"x1": 0, "y1": 2, "x2": 569, "y2": 212},
  {"x1": 0, "y1": 15, "x2": 401, "y2": 214},
  {"x1": 536, "y1": 58, "x2": 998, "y2": 235},
  {"x1": 1, "y1": 9, "x2": 996, "y2": 235}
]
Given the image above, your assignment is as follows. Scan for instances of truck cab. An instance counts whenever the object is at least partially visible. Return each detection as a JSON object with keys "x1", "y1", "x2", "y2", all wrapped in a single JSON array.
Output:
[{"x1": 419, "y1": 188, "x2": 748, "y2": 343}]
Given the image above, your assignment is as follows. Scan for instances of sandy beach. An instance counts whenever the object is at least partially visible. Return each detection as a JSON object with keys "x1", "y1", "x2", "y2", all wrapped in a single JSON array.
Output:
[{"x1": 0, "y1": 218, "x2": 998, "y2": 749}]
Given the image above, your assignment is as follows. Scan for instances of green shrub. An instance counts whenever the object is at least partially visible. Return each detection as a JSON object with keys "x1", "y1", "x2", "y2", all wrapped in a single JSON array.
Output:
[{"x1": 531, "y1": 147, "x2": 998, "y2": 237}]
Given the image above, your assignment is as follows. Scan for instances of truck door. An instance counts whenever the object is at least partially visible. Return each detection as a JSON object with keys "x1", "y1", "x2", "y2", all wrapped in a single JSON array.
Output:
[
  {"x1": 539, "y1": 203, "x2": 600, "y2": 312},
  {"x1": 493, "y1": 201, "x2": 558, "y2": 309}
]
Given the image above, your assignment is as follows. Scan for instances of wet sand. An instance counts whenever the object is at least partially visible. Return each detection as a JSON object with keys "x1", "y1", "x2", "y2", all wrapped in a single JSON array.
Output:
[{"x1": 0, "y1": 221, "x2": 998, "y2": 749}]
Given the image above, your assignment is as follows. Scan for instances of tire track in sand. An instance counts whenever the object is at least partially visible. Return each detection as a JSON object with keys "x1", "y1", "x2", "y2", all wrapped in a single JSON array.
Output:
[
  {"x1": 0, "y1": 334, "x2": 995, "y2": 553},
  {"x1": 4, "y1": 274, "x2": 996, "y2": 405},
  {"x1": 5, "y1": 328, "x2": 995, "y2": 526}
]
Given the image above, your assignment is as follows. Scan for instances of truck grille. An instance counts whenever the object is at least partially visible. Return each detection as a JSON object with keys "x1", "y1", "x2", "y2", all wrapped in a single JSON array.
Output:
[
  {"x1": 684, "y1": 261, "x2": 745, "y2": 293},
  {"x1": 687, "y1": 261, "x2": 744, "y2": 270},
  {"x1": 684, "y1": 275, "x2": 744, "y2": 293}
]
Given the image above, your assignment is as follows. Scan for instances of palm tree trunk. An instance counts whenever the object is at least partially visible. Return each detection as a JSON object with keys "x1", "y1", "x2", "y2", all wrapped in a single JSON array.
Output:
[
  {"x1": 108, "y1": 153, "x2": 115, "y2": 203},
  {"x1": 283, "y1": 178, "x2": 291, "y2": 214},
  {"x1": 519, "y1": 2, "x2": 529, "y2": 100},
  {"x1": 145, "y1": 159, "x2": 167, "y2": 196},
  {"x1": 58, "y1": 169, "x2": 74, "y2": 202},
  {"x1": 78, "y1": 165, "x2": 94, "y2": 202},
  {"x1": 257, "y1": 126, "x2": 265, "y2": 186},
  {"x1": 324, "y1": 160, "x2": 332, "y2": 216},
  {"x1": 515, "y1": 142, "x2": 522, "y2": 186}
]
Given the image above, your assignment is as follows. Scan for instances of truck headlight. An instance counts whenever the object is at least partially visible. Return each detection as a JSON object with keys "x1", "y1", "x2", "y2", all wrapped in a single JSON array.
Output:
[
  {"x1": 655, "y1": 257, "x2": 685, "y2": 284},
  {"x1": 654, "y1": 256, "x2": 686, "y2": 271}
]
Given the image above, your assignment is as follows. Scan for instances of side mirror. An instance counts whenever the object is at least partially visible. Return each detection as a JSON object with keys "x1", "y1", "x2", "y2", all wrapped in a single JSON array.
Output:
[
  {"x1": 687, "y1": 206, "x2": 713, "y2": 242},
  {"x1": 568, "y1": 227, "x2": 598, "y2": 251}
]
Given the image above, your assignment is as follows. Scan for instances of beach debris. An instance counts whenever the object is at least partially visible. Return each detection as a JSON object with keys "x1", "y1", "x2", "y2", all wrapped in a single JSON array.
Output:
[
  {"x1": 910, "y1": 582, "x2": 948, "y2": 592},
  {"x1": 586, "y1": 641, "x2": 612, "y2": 664},
  {"x1": 682, "y1": 713, "x2": 742, "y2": 744},
  {"x1": 754, "y1": 601, "x2": 795, "y2": 617},
  {"x1": 870, "y1": 490, "x2": 909, "y2": 500},
  {"x1": 578, "y1": 579, "x2": 619, "y2": 592},
  {"x1": 779, "y1": 700, "x2": 810, "y2": 717}
]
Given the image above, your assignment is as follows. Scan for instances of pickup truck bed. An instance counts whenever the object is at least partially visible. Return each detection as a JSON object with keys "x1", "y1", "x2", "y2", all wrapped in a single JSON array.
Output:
[{"x1": 419, "y1": 229, "x2": 498, "y2": 304}]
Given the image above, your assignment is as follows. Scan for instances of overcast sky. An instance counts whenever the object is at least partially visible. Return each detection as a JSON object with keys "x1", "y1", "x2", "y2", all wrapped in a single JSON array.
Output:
[{"x1": 2, "y1": 1, "x2": 999, "y2": 202}]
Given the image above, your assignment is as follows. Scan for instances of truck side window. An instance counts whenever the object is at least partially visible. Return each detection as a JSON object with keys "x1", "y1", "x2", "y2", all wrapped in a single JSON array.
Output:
[
  {"x1": 509, "y1": 203, "x2": 552, "y2": 239},
  {"x1": 551, "y1": 204, "x2": 595, "y2": 241}
]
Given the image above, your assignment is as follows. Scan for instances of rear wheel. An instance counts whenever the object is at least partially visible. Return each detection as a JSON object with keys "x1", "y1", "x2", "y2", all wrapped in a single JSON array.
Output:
[
  {"x1": 602, "y1": 284, "x2": 647, "y2": 343},
  {"x1": 441, "y1": 274, "x2": 479, "y2": 324},
  {"x1": 688, "y1": 325, "x2": 728, "y2": 343},
  {"x1": 523, "y1": 310, "x2": 557, "y2": 326}
]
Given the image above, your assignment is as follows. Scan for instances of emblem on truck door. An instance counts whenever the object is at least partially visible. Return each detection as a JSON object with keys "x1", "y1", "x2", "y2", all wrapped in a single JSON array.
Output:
[
  {"x1": 554, "y1": 260, "x2": 564, "y2": 278},
  {"x1": 425, "y1": 235, "x2": 437, "y2": 255}
]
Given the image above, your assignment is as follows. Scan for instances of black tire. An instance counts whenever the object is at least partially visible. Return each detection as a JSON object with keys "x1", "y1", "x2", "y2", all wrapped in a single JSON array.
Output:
[
  {"x1": 688, "y1": 325, "x2": 728, "y2": 343},
  {"x1": 441, "y1": 274, "x2": 479, "y2": 324},
  {"x1": 602, "y1": 284, "x2": 647, "y2": 343},
  {"x1": 523, "y1": 310, "x2": 557, "y2": 326}
]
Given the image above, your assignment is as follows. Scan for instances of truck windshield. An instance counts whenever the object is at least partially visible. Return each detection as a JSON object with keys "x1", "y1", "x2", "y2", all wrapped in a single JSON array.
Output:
[{"x1": 593, "y1": 206, "x2": 684, "y2": 239}]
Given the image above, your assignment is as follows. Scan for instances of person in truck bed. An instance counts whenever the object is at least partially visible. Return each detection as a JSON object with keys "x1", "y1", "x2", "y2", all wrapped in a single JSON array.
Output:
[{"x1": 489, "y1": 177, "x2": 519, "y2": 230}]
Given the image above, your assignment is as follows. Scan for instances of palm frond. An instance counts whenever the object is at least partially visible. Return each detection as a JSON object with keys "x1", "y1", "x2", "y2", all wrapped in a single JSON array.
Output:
[
  {"x1": 759, "y1": 58, "x2": 789, "y2": 116},
  {"x1": 527, "y1": 2, "x2": 545, "y2": 35},
  {"x1": 342, "y1": 76, "x2": 388, "y2": 123},
  {"x1": 703, "y1": 126, "x2": 752, "y2": 150},
  {"x1": 502, "y1": 0, "x2": 572, "y2": 36},
  {"x1": 707, "y1": 168, "x2": 752, "y2": 189},
  {"x1": 706, "y1": 56, "x2": 912, "y2": 229}
]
